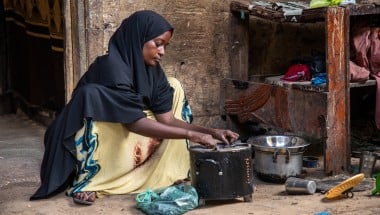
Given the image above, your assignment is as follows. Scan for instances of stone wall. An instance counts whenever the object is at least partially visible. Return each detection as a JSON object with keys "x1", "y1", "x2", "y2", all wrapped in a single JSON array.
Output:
[
  {"x1": 77, "y1": 0, "x2": 238, "y2": 128},
  {"x1": 73, "y1": 0, "x2": 324, "y2": 128}
]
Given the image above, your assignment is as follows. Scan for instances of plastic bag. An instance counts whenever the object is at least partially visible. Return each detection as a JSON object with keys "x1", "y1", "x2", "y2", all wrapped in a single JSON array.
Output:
[
  {"x1": 310, "y1": 0, "x2": 331, "y2": 8},
  {"x1": 340, "y1": 0, "x2": 356, "y2": 5},
  {"x1": 309, "y1": 0, "x2": 343, "y2": 8},
  {"x1": 136, "y1": 184, "x2": 199, "y2": 215}
]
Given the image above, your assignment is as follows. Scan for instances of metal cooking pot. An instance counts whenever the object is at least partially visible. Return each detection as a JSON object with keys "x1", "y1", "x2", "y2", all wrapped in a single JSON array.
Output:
[
  {"x1": 248, "y1": 135, "x2": 310, "y2": 183},
  {"x1": 188, "y1": 141, "x2": 254, "y2": 205}
]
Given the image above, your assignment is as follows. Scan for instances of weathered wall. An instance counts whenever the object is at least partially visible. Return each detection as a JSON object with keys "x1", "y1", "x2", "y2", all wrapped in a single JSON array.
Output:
[
  {"x1": 78, "y1": 0, "x2": 237, "y2": 128},
  {"x1": 249, "y1": 20, "x2": 325, "y2": 77},
  {"x1": 71, "y1": 0, "x2": 325, "y2": 128}
]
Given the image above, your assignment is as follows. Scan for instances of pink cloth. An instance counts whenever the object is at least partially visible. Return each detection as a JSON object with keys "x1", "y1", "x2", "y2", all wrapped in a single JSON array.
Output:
[
  {"x1": 351, "y1": 26, "x2": 380, "y2": 129},
  {"x1": 369, "y1": 28, "x2": 380, "y2": 129},
  {"x1": 352, "y1": 26, "x2": 371, "y2": 69},
  {"x1": 369, "y1": 28, "x2": 380, "y2": 74},
  {"x1": 350, "y1": 60, "x2": 370, "y2": 83}
]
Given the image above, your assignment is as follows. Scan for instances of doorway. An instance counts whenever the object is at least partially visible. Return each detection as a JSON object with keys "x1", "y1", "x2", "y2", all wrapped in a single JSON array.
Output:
[{"x1": 0, "y1": 0, "x2": 65, "y2": 122}]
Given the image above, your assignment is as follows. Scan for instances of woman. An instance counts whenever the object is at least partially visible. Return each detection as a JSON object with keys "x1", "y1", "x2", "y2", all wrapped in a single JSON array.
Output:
[{"x1": 30, "y1": 10, "x2": 239, "y2": 205}]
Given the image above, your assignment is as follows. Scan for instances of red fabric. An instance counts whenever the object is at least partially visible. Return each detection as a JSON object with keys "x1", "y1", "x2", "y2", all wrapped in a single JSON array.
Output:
[{"x1": 281, "y1": 64, "x2": 311, "y2": 82}]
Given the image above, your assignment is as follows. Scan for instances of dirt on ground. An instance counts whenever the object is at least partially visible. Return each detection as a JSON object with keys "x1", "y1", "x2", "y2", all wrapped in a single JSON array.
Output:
[{"x1": 1, "y1": 114, "x2": 380, "y2": 215}]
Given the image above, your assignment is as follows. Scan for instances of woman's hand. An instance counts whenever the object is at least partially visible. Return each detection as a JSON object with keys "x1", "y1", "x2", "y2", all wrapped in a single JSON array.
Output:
[
  {"x1": 187, "y1": 131, "x2": 220, "y2": 149},
  {"x1": 211, "y1": 129, "x2": 239, "y2": 144}
]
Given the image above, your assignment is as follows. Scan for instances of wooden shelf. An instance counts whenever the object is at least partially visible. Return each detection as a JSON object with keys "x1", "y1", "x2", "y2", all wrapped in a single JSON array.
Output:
[
  {"x1": 226, "y1": 1, "x2": 380, "y2": 175},
  {"x1": 264, "y1": 75, "x2": 377, "y2": 92}
]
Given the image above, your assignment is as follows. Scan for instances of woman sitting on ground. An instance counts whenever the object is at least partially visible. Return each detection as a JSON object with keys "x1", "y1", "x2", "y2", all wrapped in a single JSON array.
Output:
[{"x1": 30, "y1": 10, "x2": 239, "y2": 205}]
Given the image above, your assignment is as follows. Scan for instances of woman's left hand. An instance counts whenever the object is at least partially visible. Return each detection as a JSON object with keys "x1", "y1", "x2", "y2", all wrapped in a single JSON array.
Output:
[{"x1": 212, "y1": 129, "x2": 239, "y2": 144}]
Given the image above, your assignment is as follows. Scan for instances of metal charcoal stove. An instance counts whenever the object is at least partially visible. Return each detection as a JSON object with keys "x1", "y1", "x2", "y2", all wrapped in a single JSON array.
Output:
[{"x1": 188, "y1": 140, "x2": 254, "y2": 206}]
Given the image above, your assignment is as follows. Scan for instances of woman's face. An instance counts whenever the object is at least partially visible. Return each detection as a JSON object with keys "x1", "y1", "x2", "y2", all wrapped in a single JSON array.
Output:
[{"x1": 143, "y1": 30, "x2": 172, "y2": 67}]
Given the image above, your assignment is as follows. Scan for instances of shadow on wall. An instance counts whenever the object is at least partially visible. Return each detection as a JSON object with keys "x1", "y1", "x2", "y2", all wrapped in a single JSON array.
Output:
[
  {"x1": 249, "y1": 19, "x2": 325, "y2": 77},
  {"x1": 2, "y1": 1, "x2": 65, "y2": 116}
]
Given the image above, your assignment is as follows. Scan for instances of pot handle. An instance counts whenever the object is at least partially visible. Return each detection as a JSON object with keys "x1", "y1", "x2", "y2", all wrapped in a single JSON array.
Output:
[
  {"x1": 272, "y1": 149, "x2": 290, "y2": 163},
  {"x1": 195, "y1": 159, "x2": 223, "y2": 176}
]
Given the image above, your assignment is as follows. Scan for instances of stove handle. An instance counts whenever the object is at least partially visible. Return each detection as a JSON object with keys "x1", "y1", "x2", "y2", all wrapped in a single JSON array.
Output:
[{"x1": 195, "y1": 159, "x2": 223, "y2": 176}]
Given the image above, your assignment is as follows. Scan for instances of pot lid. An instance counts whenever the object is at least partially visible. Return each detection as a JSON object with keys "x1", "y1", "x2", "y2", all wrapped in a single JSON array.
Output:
[
  {"x1": 189, "y1": 140, "x2": 250, "y2": 152},
  {"x1": 248, "y1": 135, "x2": 310, "y2": 152}
]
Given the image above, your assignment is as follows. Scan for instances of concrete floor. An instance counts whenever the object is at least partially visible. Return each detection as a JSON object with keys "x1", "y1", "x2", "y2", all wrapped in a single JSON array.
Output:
[{"x1": 1, "y1": 113, "x2": 380, "y2": 215}]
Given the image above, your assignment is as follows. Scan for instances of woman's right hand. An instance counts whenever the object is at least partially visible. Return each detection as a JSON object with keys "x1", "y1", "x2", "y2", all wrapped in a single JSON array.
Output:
[{"x1": 187, "y1": 131, "x2": 220, "y2": 149}]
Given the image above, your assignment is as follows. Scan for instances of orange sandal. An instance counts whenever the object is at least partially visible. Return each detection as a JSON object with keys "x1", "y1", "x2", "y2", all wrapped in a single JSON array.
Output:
[{"x1": 324, "y1": 173, "x2": 365, "y2": 199}]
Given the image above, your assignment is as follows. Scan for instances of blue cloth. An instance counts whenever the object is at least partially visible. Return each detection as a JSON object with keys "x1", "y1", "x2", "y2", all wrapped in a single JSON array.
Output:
[
  {"x1": 311, "y1": 73, "x2": 327, "y2": 86},
  {"x1": 315, "y1": 211, "x2": 330, "y2": 215}
]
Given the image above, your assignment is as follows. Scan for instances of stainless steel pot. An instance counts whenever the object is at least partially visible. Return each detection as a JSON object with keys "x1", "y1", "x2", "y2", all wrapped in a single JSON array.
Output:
[
  {"x1": 188, "y1": 141, "x2": 254, "y2": 205},
  {"x1": 248, "y1": 135, "x2": 310, "y2": 183}
]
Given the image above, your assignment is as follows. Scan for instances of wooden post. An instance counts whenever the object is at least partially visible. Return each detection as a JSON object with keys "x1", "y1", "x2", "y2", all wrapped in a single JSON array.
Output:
[
  {"x1": 224, "y1": 3, "x2": 250, "y2": 130},
  {"x1": 64, "y1": 0, "x2": 87, "y2": 102},
  {"x1": 324, "y1": 7, "x2": 350, "y2": 175},
  {"x1": 229, "y1": 3, "x2": 249, "y2": 81}
]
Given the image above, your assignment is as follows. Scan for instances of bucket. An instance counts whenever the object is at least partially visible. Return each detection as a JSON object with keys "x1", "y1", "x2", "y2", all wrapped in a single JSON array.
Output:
[{"x1": 359, "y1": 151, "x2": 378, "y2": 178}]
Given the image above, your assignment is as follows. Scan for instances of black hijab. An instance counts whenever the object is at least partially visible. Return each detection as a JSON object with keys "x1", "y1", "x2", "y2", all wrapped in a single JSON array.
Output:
[
  {"x1": 63, "y1": 10, "x2": 175, "y2": 137},
  {"x1": 77, "y1": 10, "x2": 174, "y2": 118},
  {"x1": 30, "y1": 10, "x2": 174, "y2": 200}
]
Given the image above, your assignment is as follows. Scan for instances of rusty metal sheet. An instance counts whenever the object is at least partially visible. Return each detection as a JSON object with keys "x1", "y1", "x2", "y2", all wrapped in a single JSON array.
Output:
[
  {"x1": 230, "y1": 1, "x2": 286, "y2": 22},
  {"x1": 301, "y1": 7, "x2": 328, "y2": 23},
  {"x1": 231, "y1": 1, "x2": 380, "y2": 23},
  {"x1": 347, "y1": 3, "x2": 380, "y2": 15}
]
